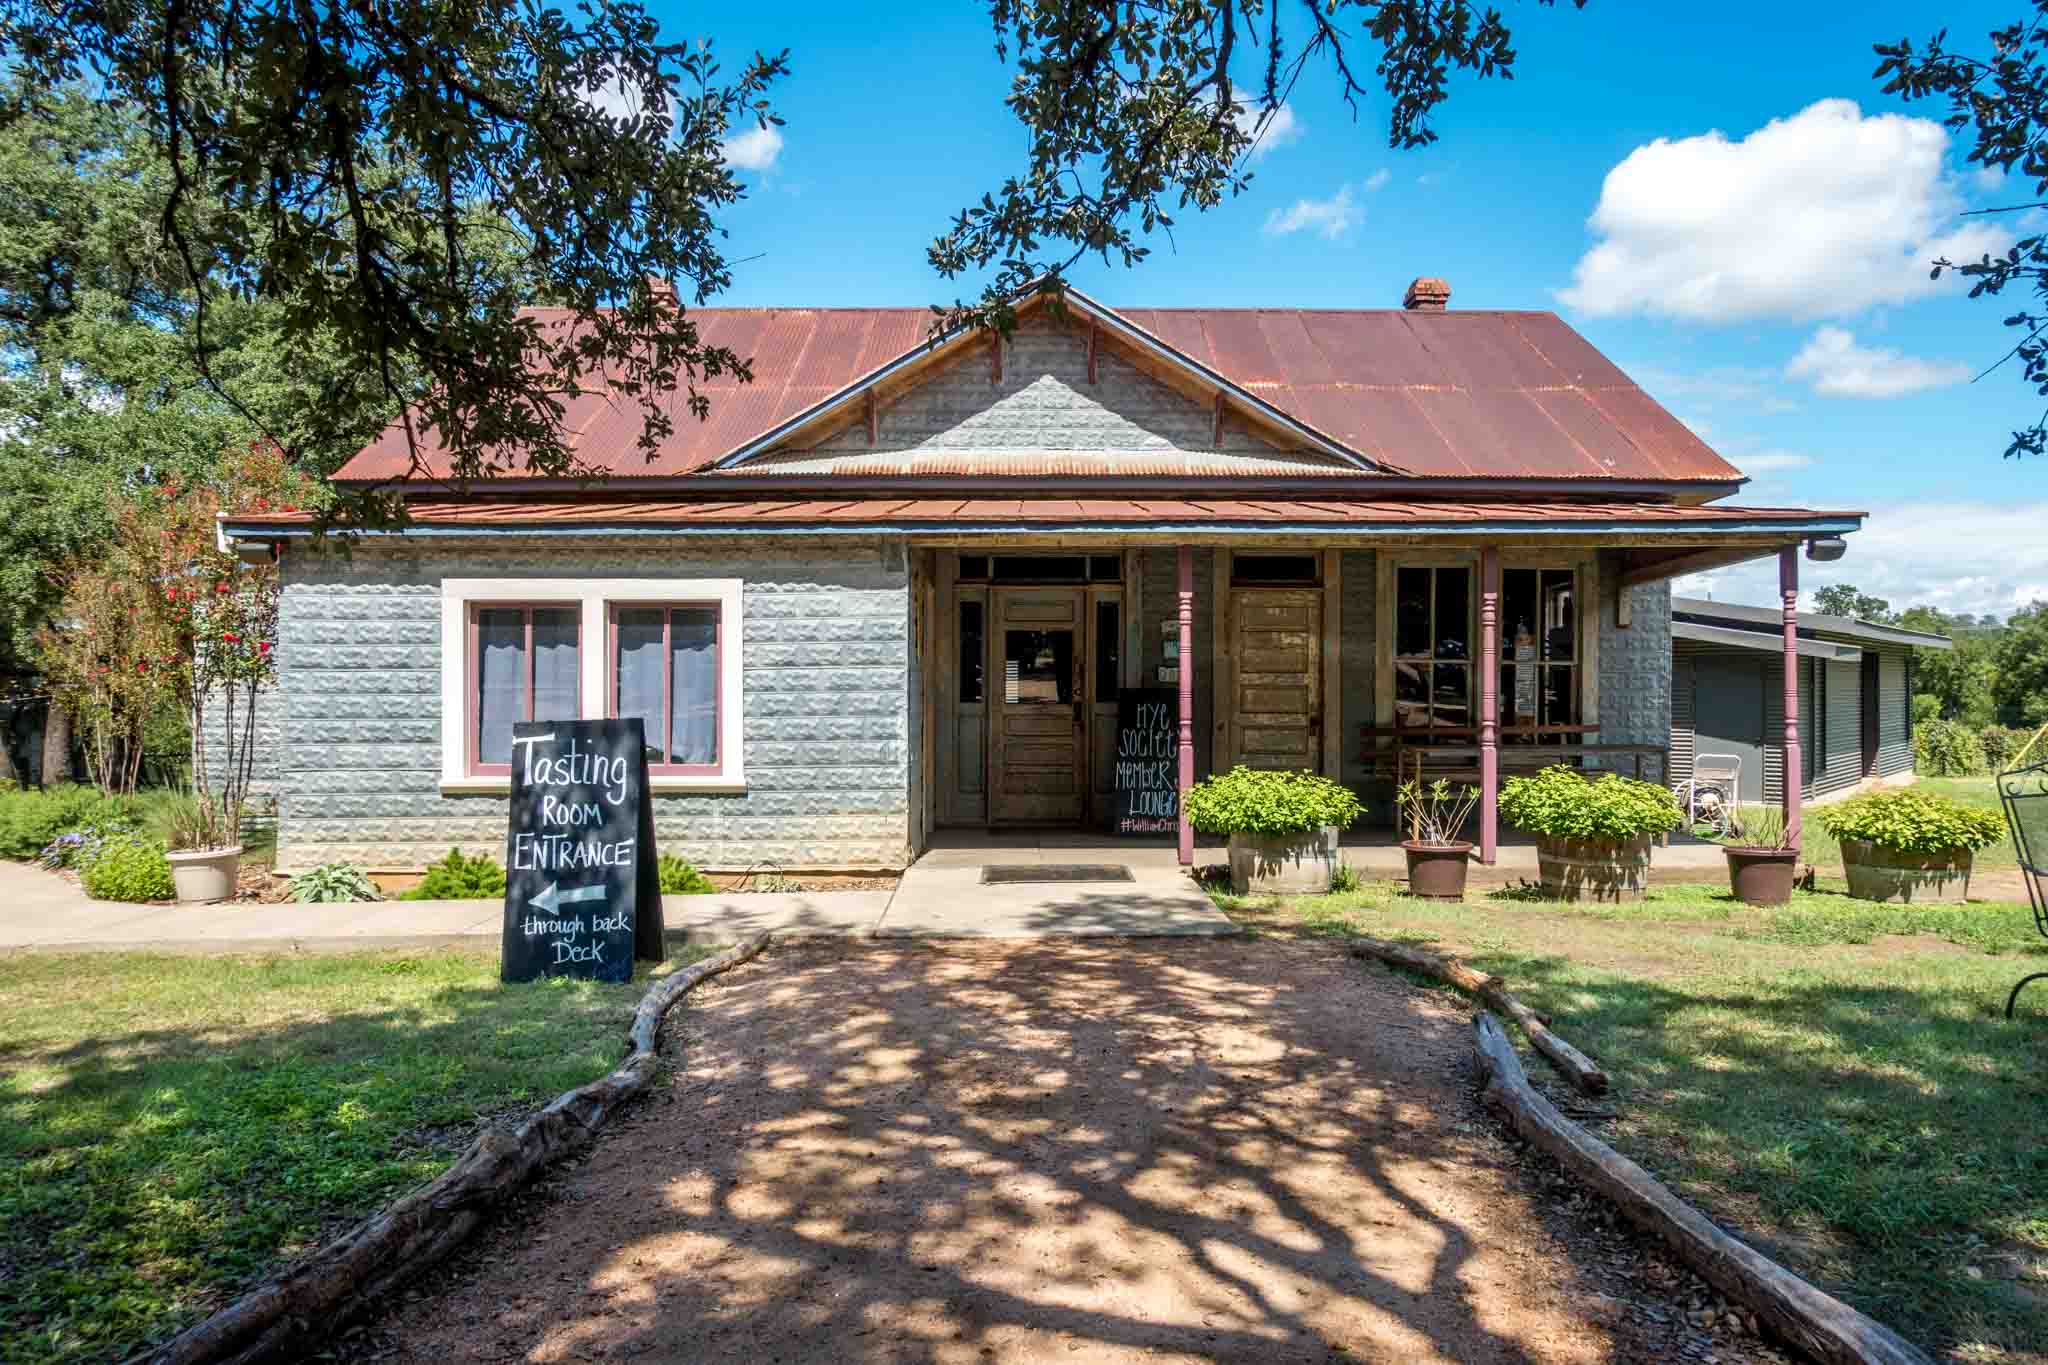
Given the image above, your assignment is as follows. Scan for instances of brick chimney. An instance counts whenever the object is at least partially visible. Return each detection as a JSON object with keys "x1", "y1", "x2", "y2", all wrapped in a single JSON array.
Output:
[
  {"x1": 1403, "y1": 277, "x2": 1451, "y2": 311},
  {"x1": 647, "y1": 275, "x2": 676, "y2": 305}
]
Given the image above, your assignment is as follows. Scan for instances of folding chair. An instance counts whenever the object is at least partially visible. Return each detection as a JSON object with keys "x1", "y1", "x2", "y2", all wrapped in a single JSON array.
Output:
[
  {"x1": 1675, "y1": 753, "x2": 1742, "y2": 836},
  {"x1": 1997, "y1": 759, "x2": 2048, "y2": 1018}
]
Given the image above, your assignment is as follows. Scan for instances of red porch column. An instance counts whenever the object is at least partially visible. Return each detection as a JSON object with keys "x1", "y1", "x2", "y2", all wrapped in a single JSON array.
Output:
[
  {"x1": 1479, "y1": 546, "x2": 1500, "y2": 865},
  {"x1": 1780, "y1": 545, "x2": 1803, "y2": 844},
  {"x1": 1177, "y1": 546, "x2": 1196, "y2": 866}
]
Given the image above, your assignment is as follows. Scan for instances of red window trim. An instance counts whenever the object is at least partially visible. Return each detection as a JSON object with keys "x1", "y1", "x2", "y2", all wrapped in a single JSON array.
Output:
[
  {"x1": 466, "y1": 602, "x2": 582, "y2": 778},
  {"x1": 606, "y1": 602, "x2": 723, "y2": 777}
]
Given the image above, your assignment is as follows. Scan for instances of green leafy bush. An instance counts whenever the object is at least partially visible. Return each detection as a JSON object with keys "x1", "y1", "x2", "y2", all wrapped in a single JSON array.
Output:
[
  {"x1": 1497, "y1": 765, "x2": 1683, "y2": 841},
  {"x1": 289, "y1": 862, "x2": 381, "y2": 903},
  {"x1": 1977, "y1": 725, "x2": 2033, "y2": 774},
  {"x1": 0, "y1": 784, "x2": 137, "y2": 860},
  {"x1": 399, "y1": 848, "x2": 507, "y2": 901},
  {"x1": 657, "y1": 853, "x2": 717, "y2": 895},
  {"x1": 1911, "y1": 693, "x2": 1942, "y2": 726},
  {"x1": 1914, "y1": 719, "x2": 1986, "y2": 777},
  {"x1": 1183, "y1": 766, "x2": 1363, "y2": 836},
  {"x1": 78, "y1": 835, "x2": 176, "y2": 902},
  {"x1": 1817, "y1": 790, "x2": 2007, "y2": 855}
]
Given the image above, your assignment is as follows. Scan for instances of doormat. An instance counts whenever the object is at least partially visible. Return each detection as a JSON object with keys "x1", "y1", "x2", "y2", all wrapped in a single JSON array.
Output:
[{"x1": 980, "y1": 864, "x2": 1135, "y2": 885}]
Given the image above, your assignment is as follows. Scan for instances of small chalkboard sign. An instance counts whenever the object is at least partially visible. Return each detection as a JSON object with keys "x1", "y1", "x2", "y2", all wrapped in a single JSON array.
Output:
[
  {"x1": 501, "y1": 718, "x2": 664, "y2": 984},
  {"x1": 1113, "y1": 688, "x2": 1180, "y2": 834}
]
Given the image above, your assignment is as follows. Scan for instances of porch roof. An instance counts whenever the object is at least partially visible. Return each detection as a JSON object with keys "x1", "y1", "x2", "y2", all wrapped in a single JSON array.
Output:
[{"x1": 223, "y1": 495, "x2": 1862, "y2": 541}]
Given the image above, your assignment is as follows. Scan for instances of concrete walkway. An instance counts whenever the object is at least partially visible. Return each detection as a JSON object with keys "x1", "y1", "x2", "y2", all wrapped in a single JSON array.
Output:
[{"x1": 0, "y1": 851, "x2": 1233, "y2": 952}]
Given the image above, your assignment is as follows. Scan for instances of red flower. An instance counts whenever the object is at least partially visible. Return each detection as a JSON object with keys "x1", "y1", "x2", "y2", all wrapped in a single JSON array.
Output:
[
  {"x1": 222, "y1": 632, "x2": 239, "y2": 643},
  {"x1": 257, "y1": 641, "x2": 272, "y2": 654},
  {"x1": 214, "y1": 581, "x2": 231, "y2": 595}
]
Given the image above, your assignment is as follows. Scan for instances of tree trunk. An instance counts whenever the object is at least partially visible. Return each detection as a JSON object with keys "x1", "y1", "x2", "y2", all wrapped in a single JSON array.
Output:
[{"x1": 41, "y1": 701, "x2": 72, "y2": 787}]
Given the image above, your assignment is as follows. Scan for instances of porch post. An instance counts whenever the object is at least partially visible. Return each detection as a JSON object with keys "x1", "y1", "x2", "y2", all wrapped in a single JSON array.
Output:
[
  {"x1": 1177, "y1": 546, "x2": 1196, "y2": 866},
  {"x1": 1780, "y1": 545, "x2": 1802, "y2": 844},
  {"x1": 1479, "y1": 546, "x2": 1500, "y2": 865}
]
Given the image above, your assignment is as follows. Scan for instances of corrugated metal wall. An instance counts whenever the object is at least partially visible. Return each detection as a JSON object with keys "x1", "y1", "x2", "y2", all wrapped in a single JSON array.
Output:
[
  {"x1": 1812, "y1": 657, "x2": 1863, "y2": 798},
  {"x1": 1669, "y1": 639, "x2": 1698, "y2": 789},
  {"x1": 1876, "y1": 646, "x2": 1913, "y2": 778}
]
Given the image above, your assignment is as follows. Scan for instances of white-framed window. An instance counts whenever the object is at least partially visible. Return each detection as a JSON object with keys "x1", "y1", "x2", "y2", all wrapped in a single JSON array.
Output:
[{"x1": 439, "y1": 578, "x2": 744, "y2": 793}]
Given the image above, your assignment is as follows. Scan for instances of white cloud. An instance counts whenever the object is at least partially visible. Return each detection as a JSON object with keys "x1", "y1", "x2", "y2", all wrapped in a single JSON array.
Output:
[
  {"x1": 1364, "y1": 168, "x2": 1391, "y2": 192},
  {"x1": 1676, "y1": 501, "x2": 2048, "y2": 619},
  {"x1": 1560, "y1": 99, "x2": 2008, "y2": 322},
  {"x1": 1784, "y1": 326, "x2": 1970, "y2": 398},
  {"x1": 1262, "y1": 187, "x2": 1359, "y2": 240},
  {"x1": 1626, "y1": 362, "x2": 1797, "y2": 413},
  {"x1": 721, "y1": 123, "x2": 784, "y2": 172},
  {"x1": 1233, "y1": 100, "x2": 1304, "y2": 159}
]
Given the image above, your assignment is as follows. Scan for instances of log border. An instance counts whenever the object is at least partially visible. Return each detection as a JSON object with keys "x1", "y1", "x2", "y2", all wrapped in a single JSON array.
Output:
[
  {"x1": 1347, "y1": 935, "x2": 1609, "y2": 1094},
  {"x1": 138, "y1": 931, "x2": 774, "y2": 1365},
  {"x1": 1473, "y1": 1011, "x2": 1932, "y2": 1365}
]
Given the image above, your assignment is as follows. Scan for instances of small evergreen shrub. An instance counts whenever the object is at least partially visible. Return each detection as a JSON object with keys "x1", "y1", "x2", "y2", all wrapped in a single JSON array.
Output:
[
  {"x1": 1911, "y1": 693, "x2": 1942, "y2": 726},
  {"x1": 657, "y1": 854, "x2": 717, "y2": 895},
  {"x1": 78, "y1": 835, "x2": 176, "y2": 902},
  {"x1": 1817, "y1": 791, "x2": 2007, "y2": 856},
  {"x1": 1497, "y1": 765, "x2": 1683, "y2": 842},
  {"x1": 399, "y1": 848, "x2": 507, "y2": 900},
  {"x1": 1978, "y1": 725, "x2": 2032, "y2": 774},
  {"x1": 1184, "y1": 766, "x2": 1363, "y2": 836},
  {"x1": 0, "y1": 784, "x2": 136, "y2": 860},
  {"x1": 1914, "y1": 719, "x2": 1987, "y2": 777},
  {"x1": 289, "y1": 862, "x2": 382, "y2": 903}
]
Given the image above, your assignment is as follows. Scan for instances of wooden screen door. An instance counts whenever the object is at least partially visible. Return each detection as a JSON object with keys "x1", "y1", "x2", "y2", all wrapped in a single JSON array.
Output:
[
  {"x1": 1227, "y1": 588, "x2": 1323, "y2": 771},
  {"x1": 989, "y1": 588, "x2": 1087, "y2": 823}
]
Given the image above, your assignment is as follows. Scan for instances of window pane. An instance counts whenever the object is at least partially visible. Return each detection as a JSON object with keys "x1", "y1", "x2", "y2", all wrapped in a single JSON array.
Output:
[
  {"x1": 1396, "y1": 568, "x2": 1431, "y2": 657},
  {"x1": 1433, "y1": 662, "x2": 1470, "y2": 728},
  {"x1": 1394, "y1": 660, "x2": 1430, "y2": 728},
  {"x1": 1003, "y1": 629, "x2": 1072, "y2": 704},
  {"x1": 1543, "y1": 665, "x2": 1579, "y2": 728},
  {"x1": 993, "y1": 555, "x2": 1086, "y2": 583},
  {"x1": 1501, "y1": 569, "x2": 1537, "y2": 660},
  {"x1": 1089, "y1": 554, "x2": 1122, "y2": 582},
  {"x1": 671, "y1": 608, "x2": 718, "y2": 766},
  {"x1": 1541, "y1": 570, "x2": 1576, "y2": 661},
  {"x1": 475, "y1": 609, "x2": 526, "y2": 766},
  {"x1": 958, "y1": 600, "x2": 984, "y2": 703},
  {"x1": 1435, "y1": 567, "x2": 1470, "y2": 660},
  {"x1": 1094, "y1": 600, "x2": 1121, "y2": 702},
  {"x1": 614, "y1": 608, "x2": 665, "y2": 764},
  {"x1": 532, "y1": 609, "x2": 579, "y2": 723},
  {"x1": 958, "y1": 555, "x2": 990, "y2": 582}
]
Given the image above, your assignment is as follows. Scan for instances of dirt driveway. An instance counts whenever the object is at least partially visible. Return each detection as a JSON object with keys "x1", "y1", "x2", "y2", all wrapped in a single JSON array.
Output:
[{"x1": 376, "y1": 938, "x2": 1754, "y2": 1363}]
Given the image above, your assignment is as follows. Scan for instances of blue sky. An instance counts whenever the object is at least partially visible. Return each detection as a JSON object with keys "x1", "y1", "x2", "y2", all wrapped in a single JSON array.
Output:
[{"x1": 653, "y1": 0, "x2": 2048, "y2": 618}]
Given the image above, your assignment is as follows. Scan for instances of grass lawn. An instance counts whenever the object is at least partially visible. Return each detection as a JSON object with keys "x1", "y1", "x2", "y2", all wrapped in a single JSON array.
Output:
[
  {"x1": 1215, "y1": 880, "x2": 2048, "y2": 1362},
  {"x1": 0, "y1": 944, "x2": 716, "y2": 1364}
]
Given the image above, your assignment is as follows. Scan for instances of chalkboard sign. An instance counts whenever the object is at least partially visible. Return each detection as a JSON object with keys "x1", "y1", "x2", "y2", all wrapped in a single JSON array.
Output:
[
  {"x1": 1113, "y1": 688, "x2": 1180, "y2": 834},
  {"x1": 501, "y1": 718, "x2": 664, "y2": 984}
]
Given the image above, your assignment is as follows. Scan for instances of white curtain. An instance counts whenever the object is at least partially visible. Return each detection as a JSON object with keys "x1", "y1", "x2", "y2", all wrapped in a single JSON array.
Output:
[
  {"x1": 475, "y1": 610, "x2": 525, "y2": 765},
  {"x1": 615, "y1": 608, "x2": 665, "y2": 763},
  {"x1": 671, "y1": 608, "x2": 718, "y2": 765},
  {"x1": 532, "y1": 609, "x2": 580, "y2": 722}
]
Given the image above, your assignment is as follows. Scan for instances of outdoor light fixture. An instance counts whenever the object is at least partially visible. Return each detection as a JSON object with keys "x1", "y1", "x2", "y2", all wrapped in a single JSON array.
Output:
[{"x1": 1805, "y1": 537, "x2": 1847, "y2": 562}]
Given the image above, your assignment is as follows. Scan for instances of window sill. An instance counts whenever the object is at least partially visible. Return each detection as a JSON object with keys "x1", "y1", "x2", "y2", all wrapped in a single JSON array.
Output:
[{"x1": 439, "y1": 775, "x2": 747, "y2": 797}]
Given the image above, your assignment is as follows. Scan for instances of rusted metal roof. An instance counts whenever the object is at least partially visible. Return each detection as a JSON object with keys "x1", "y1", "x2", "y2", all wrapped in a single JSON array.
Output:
[
  {"x1": 227, "y1": 497, "x2": 1860, "y2": 535},
  {"x1": 334, "y1": 296, "x2": 1741, "y2": 486}
]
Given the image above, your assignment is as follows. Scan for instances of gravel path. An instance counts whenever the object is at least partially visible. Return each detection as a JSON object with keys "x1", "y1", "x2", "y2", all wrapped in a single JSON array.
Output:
[{"x1": 373, "y1": 938, "x2": 1777, "y2": 1364}]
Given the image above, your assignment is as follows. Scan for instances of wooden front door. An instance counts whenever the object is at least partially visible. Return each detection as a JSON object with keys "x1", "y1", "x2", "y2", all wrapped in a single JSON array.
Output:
[
  {"x1": 989, "y1": 588, "x2": 1087, "y2": 823},
  {"x1": 1226, "y1": 588, "x2": 1323, "y2": 772}
]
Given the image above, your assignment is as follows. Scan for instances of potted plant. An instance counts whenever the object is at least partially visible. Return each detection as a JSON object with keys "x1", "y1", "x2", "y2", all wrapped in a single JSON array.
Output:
[
  {"x1": 1497, "y1": 765, "x2": 1683, "y2": 903},
  {"x1": 1722, "y1": 804, "x2": 1800, "y2": 907},
  {"x1": 1397, "y1": 778, "x2": 1479, "y2": 900},
  {"x1": 1184, "y1": 765, "x2": 1364, "y2": 895},
  {"x1": 1816, "y1": 790, "x2": 2006, "y2": 904}
]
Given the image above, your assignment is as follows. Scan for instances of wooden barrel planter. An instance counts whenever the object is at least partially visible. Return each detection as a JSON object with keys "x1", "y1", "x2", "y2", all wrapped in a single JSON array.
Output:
[
  {"x1": 1839, "y1": 838, "x2": 1973, "y2": 904},
  {"x1": 1535, "y1": 833, "x2": 1653, "y2": 903},
  {"x1": 1226, "y1": 826, "x2": 1341, "y2": 895}
]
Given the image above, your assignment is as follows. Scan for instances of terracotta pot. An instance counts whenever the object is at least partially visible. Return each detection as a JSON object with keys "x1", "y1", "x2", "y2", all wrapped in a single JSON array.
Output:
[
  {"x1": 1534, "y1": 833, "x2": 1653, "y2": 903},
  {"x1": 1838, "y1": 838, "x2": 1973, "y2": 904},
  {"x1": 1724, "y1": 846, "x2": 1799, "y2": 907},
  {"x1": 167, "y1": 845, "x2": 242, "y2": 904},
  {"x1": 1402, "y1": 841, "x2": 1472, "y2": 900},
  {"x1": 1226, "y1": 826, "x2": 1341, "y2": 895}
]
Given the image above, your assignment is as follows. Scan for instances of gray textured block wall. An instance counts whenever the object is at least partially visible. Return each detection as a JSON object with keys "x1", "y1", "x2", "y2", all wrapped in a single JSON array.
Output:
[
  {"x1": 1596, "y1": 556, "x2": 1672, "y2": 782},
  {"x1": 274, "y1": 535, "x2": 910, "y2": 873}
]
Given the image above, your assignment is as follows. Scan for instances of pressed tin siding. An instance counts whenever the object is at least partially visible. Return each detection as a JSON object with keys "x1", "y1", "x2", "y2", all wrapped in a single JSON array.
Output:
[
  {"x1": 1594, "y1": 558, "x2": 1671, "y2": 783},
  {"x1": 274, "y1": 535, "x2": 910, "y2": 873}
]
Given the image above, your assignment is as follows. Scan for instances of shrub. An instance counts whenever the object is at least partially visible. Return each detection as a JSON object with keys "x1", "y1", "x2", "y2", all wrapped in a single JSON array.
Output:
[
  {"x1": 143, "y1": 791, "x2": 214, "y2": 852},
  {"x1": 1915, "y1": 719, "x2": 1987, "y2": 777},
  {"x1": 399, "y1": 848, "x2": 507, "y2": 900},
  {"x1": 79, "y1": 835, "x2": 176, "y2": 902},
  {"x1": 1817, "y1": 790, "x2": 2008, "y2": 855},
  {"x1": 1912, "y1": 693, "x2": 1942, "y2": 726},
  {"x1": 0, "y1": 784, "x2": 135, "y2": 860},
  {"x1": 1978, "y1": 725, "x2": 2033, "y2": 774},
  {"x1": 657, "y1": 854, "x2": 717, "y2": 895},
  {"x1": 1183, "y1": 766, "x2": 1363, "y2": 836},
  {"x1": 290, "y1": 862, "x2": 381, "y2": 903},
  {"x1": 1497, "y1": 765, "x2": 1684, "y2": 842}
]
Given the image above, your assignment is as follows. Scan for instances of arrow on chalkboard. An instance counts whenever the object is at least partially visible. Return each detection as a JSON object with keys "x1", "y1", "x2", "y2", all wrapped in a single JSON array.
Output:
[{"x1": 528, "y1": 881, "x2": 606, "y2": 914}]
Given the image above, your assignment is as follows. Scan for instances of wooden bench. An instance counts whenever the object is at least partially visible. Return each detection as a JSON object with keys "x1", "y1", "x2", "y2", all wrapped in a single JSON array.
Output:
[{"x1": 1359, "y1": 725, "x2": 1663, "y2": 787}]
